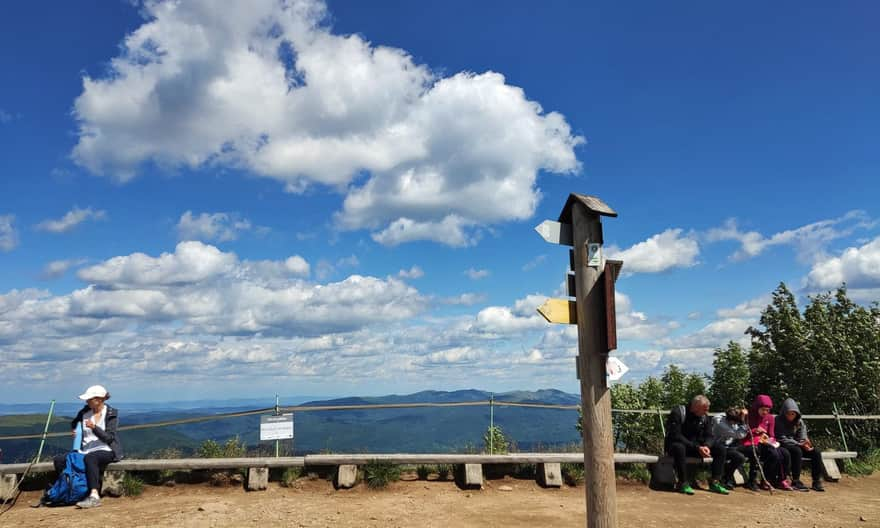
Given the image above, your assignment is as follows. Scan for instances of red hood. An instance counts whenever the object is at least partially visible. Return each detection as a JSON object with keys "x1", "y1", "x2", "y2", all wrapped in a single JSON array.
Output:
[{"x1": 748, "y1": 394, "x2": 774, "y2": 428}]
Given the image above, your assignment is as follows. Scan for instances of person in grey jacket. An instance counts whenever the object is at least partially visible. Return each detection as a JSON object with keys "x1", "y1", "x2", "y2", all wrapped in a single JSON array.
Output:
[
  {"x1": 776, "y1": 398, "x2": 825, "y2": 492},
  {"x1": 712, "y1": 407, "x2": 749, "y2": 489}
]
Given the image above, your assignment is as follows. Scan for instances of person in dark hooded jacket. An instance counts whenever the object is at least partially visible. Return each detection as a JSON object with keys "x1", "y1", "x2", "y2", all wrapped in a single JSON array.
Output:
[
  {"x1": 52, "y1": 384, "x2": 123, "y2": 508},
  {"x1": 665, "y1": 395, "x2": 729, "y2": 495},
  {"x1": 777, "y1": 398, "x2": 825, "y2": 491}
]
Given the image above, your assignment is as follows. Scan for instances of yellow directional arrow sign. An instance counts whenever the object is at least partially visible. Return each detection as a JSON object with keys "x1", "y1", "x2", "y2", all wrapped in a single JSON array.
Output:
[{"x1": 537, "y1": 298, "x2": 577, "y2": 324}]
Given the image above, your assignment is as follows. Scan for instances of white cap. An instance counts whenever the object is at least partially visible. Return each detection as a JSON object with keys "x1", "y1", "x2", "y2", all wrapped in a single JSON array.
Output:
[{"x1": 78, "y1": 385, "x2": 108, "y2": 401}]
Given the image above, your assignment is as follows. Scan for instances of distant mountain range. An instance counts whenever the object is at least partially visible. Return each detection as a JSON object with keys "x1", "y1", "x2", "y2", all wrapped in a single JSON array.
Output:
[{"x1": 0, "y1": 389, "x2": 581, "y2": 463}]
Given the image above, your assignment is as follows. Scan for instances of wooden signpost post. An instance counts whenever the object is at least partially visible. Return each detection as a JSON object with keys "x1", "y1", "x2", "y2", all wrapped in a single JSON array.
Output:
[{"x1": 535, "y1": 193, "x2": 621, "y2": 528}]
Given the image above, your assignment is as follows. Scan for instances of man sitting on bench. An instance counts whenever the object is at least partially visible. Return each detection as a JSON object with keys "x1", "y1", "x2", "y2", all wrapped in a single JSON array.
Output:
[{"x1": 665, "y1": 395, "x2": 729, "y2": 495}]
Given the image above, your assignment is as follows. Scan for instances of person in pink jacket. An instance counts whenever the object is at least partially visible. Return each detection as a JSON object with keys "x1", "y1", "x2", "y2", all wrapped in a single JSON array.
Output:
[{"x1": 743, "y1": 394, "x2": 792, "y2": 490}]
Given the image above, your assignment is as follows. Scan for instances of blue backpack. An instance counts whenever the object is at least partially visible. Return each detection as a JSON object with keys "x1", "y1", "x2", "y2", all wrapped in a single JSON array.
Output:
[
  {"x1": 44, "y1": 422, "x2": 89, "y2": 507},
  {"x1": 44, "y1": 451, "x2": 89, "y2": 506}
]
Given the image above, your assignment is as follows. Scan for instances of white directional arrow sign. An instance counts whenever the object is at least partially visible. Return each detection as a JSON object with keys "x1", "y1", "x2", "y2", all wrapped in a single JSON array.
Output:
[
  {"x1": 606, "y1": 357, "x2": 629, "y2": 382},
  {"x1": 534, "y1": 220, "x2": 573, "y2": 246}
]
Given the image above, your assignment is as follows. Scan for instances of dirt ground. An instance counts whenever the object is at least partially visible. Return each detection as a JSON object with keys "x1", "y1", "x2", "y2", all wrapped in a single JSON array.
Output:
[{"x1": 3, "y1": 472, "x2": 879, "y2": 528}]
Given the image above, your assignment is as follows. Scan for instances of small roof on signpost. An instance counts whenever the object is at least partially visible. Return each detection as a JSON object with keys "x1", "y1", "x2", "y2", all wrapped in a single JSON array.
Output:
[{"x1": 557, "y1": 193, "x2": 617, "y2": 223}]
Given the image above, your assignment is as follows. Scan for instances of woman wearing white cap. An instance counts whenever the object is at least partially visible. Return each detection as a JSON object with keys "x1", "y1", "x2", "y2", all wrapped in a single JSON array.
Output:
[{"x1": 52, "y1": 385, "x2": 123, "y2": 509}]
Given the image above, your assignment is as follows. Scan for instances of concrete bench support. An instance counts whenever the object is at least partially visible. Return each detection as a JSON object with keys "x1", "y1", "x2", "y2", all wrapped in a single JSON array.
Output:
[
  {"x1": 537, "y1": 463, "x2": 562, "y2": 488},
  {"x1": 732, "y1": 469, "x2": 745, "y2": 485},
  {"x1": 822, "y1": 458, "x2": 841, "y2": 482},
  {"x1": 455, "y1": 464, "x2": 483, "y2": 489},
  {"x1": 0, "y1": 473, "x2": 17, "y2": 502},
  {"x1": 335, "y1": 464, "x2": 358, "y2": 489},
  {"x1": 101, "y1": 470, "x2": 125, "y2": 497},
  {"x1": 246, "y1": 467, "x2": 269, "y2": 491}
]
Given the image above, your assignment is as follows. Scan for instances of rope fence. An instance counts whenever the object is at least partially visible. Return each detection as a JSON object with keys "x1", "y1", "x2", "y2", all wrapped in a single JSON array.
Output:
[{"x1": 1, "y1": 400, "x2": 878, "y2": 442}]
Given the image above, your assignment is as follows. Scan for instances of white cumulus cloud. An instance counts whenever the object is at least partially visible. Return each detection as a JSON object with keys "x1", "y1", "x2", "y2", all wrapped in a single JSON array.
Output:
[
  {"x1": 607, "y1": 228, "x2": 700, "y2": 274},
  {"x1": 0, "y1": 215, "x2": 18, "y2": 252},
  {"x1": 177, "y1": 211, "x2": 253, "y2": 242},
  {"x1": 41, "y1": 259, "x2": 87, "y2": 279},
  {"x1": 70, "y1": 0, "x2": 583, "y2": 246},
  {"x1": 464, "y1": 267, "x2": 490, "y2": 280},
  {"x1": 78, "y1": 241, "x2": 236, "y2": 288},
  {"x1": 706, "y1": 211, "x2": 874, "y2": 263},
  {"x1": 805, "y1": 237, "x2": 880, "y2": 298},
  {"x1": 35, "y1": 207, "x2": 107, "y2": 234},
  {"x1": 398, "y1": 266, "x2": 424, "y2": 279}
]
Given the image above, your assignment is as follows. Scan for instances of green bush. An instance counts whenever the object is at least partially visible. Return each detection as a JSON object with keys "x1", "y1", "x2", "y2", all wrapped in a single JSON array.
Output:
[
  {"x1": 561, "y1": 462, "x2": 584, "y2": 486},
  {"x1": 280, "y1": 467, "x2": 302, "y2": 487},
  {"x1": 363, "y1": 460, "x2": 401, "y2": 489},
  {"x1": 198, "y1": 436, "x2": 247, "y2": 458},
  {"x1": 416, "y1": 465, "x2": 431, "y2": 480},
  {"x1": 483, "y1": 426, "x2": 509, "y2": 454},
  {"x1": 122, "y1": 473, "x2": 145, "y2": 496},
  {"x1": 437, "y1": 464, "x2": 451, "y2": 481},
  {"x1": 197, "y1": 440, "x2": 222, "y2": 458}
]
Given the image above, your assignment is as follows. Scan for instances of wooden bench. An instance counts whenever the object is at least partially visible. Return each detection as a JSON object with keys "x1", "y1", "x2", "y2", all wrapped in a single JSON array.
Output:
[
  {"x1": 0, "y1": 452, "x2": 660, "y2": 497},
  {"x1": 2, "y1": 450, "x2": 857, "y2": 497},
  {"x1": 648, "y1": 450, "x2": 858, "y2": 489}
]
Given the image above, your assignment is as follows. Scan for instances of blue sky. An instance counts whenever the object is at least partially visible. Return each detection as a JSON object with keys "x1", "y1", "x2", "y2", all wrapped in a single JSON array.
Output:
[{"x1": 1, "y1": 1, "x2": 878, "y2": 403}]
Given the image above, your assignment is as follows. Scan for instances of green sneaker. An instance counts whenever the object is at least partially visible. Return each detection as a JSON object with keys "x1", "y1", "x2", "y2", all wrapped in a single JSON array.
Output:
[
  {"x1": 678, "y1": 484, "x2": 695, "y2": 495},
  {"x1": 709, "y1": 482, "x2": 730, "y2": 495}
]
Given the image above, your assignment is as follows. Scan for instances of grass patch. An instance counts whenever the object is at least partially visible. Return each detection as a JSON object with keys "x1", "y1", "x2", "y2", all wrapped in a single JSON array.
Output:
[
  {"x1": 616, "y1": 464, "x2": 650, "y2": 483},
  {"x1": 561, "y1": 462, "x2": 584, "y2": 486},
  {"x1": 436, "y1": 464, "x2": 452, "y2": 481},
  {"x1": 363, "y1": 460, "x2": 401, "y2": 489},
  {"x1": 280, "y1": 467, "x2": 302, "y2": 487},
  {"x1": 122, "y1": 473, "x2": 145, "y2": 497},
  {"x1": 844, "y1": 449, "x2": 880, "y2": 476},
  {"x1": 416, "y1": 465, "x2": 431, "y2": 480}
]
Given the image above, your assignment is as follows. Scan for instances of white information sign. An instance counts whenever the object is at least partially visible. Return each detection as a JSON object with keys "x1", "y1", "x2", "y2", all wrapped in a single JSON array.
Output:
[
  {"x1": 260, "y1": 413, "x2": 294, "y2": 441},
  {"x1": 606, "y1": 357, "x2": 629, "y2": 382},
  {"x1": 587, "y1": 243, "x2": 602, "y2": 267}
]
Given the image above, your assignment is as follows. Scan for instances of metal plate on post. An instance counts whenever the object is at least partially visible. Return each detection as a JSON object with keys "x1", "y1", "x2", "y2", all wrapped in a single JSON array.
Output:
[
  {"x1": 588, "y1": 243, "x2": 602, "y2": 267},
  {"x1": 566, "y1": 271, "x2": 576, "y2": 298}
]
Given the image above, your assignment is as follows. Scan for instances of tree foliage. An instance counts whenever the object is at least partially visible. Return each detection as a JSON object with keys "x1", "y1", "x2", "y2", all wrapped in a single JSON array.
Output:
[
  {"x1": 709, "y1": 341, "x2": 750, "y2": 410},
  {"x1": 746, "y1": 283, "x2": 880, "y2": 451}
]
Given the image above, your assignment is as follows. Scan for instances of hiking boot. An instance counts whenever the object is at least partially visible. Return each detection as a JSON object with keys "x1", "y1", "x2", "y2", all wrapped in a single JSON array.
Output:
[
  {"x1": 76, "y1": 496, "x2": 101, "y2": 509},
  {"x1": 811, "y1": 481, "x2": 825, "y2": 492},
  {"x1": 778, "y1": 479, "x2": 794, "y2": 491},
  {"x1": 709, "y1": 482, "x2": 730, "y2": 495},
  {"x1": 759, "y1": 480, "x2": 772, "y2": 491},
  {"x1": 746, "y1": 480, "x2": 760, "y2": 492},
  {"x1": 792, "y1": 480, "x2": 809, "y2": 492},
  {"x1": 721, "y1": 478, "x2": 736, "y2": 490},
  {"x1": 677, "y1": 484, "x2": 695, "y2": 495}
]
